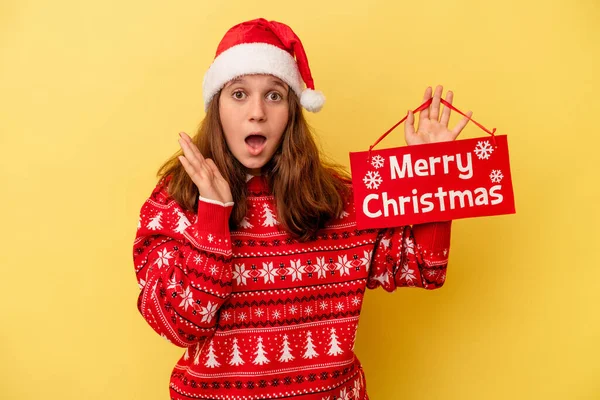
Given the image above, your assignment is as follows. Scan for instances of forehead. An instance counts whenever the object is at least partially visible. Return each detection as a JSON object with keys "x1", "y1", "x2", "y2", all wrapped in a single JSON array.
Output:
[{"x1": 224, "y1": 75, "x2": 287, "y2": 88}]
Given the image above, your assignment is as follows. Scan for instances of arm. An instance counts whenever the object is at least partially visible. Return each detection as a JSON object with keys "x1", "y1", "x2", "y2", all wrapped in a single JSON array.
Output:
[
  {"x1": 133, "y1": 177, "x2": 233, "y2": 347},
  {"x1": 366, "y1": 221, "x2": 452, "y2": 292}
]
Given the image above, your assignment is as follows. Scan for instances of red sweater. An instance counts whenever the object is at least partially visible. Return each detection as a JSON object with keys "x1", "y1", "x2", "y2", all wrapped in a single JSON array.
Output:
[{"x1": 133, "y1": 173, "x2": 451, "y2": 400}]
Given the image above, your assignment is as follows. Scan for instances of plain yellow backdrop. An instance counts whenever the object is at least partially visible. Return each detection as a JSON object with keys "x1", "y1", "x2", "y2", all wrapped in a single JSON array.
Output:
[{"x1": 1, "y1": 0, "x2": 599, "y2": 399}]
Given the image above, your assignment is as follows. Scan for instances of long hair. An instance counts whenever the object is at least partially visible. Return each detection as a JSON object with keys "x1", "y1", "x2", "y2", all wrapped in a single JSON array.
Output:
[{"x1": 156, "y1": 88, "x2": 352, "y2": 242}]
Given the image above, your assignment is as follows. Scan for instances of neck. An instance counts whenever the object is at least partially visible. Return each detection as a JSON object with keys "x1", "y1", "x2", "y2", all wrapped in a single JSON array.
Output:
[{"x1": 247, "y1": 168, "x2": 262, "y2": 176}]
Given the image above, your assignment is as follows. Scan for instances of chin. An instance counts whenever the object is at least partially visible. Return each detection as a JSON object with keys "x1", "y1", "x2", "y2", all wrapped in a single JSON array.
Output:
[
  {"x1": 241, "y1": 159, "x2": 267, "y2": 171},
  {"x1": 234, "y1": 147, "x2": 275, "y2": 172}
]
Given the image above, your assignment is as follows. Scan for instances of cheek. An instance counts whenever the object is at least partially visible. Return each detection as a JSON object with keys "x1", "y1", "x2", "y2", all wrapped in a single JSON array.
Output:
[
  {"x1": 273, "y1": 107, "x2": 289, "y2": 130},
  {"x1": 219, "y1": 102, "x2": 240, "y2": 138},
  {"x1": 219, "y1": 101, "x2": 232, "y2": 127},
  {"x1": 219, "y1": 125, "x2": 238, "y2": 154}
]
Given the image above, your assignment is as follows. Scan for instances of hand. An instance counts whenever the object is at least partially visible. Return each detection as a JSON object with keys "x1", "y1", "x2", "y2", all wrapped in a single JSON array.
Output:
[
  {"x1": 405, "y1": 85, "x2": 473, "y2": 145},
  {"x1": 177, "y1": 132, "x2": 233, "y2": 204}
]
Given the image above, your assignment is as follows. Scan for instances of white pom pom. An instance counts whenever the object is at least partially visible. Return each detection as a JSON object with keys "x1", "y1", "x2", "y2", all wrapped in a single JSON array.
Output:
[{"x1": 300, "y1": 88, "x2": 325, "y2": 112}]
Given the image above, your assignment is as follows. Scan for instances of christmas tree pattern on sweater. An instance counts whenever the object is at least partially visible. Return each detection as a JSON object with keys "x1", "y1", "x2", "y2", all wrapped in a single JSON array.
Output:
[{"x1": 133, "y1": 173, "x2": 451, "y2": 400}]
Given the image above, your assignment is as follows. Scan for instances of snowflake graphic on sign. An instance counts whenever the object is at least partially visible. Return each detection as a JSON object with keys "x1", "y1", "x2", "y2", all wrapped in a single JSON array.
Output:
[
  {"x1": 474, "y1": 140, "x2": 494, "y2": 160},
  {"x1": 371, "y1": 154, "x2": 385, "y2": 169},
  {"x1": 363, "y1": 171, "x2": 383, "y2": 190},
  {"x1": 490, "y1": 169, "x2": 504, "y2": 183}
]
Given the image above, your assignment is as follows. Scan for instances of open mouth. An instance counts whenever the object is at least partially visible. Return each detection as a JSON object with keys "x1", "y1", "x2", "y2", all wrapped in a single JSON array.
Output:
[{"x1": 245, "y1": 134, "x2": 267, "y2": 155}]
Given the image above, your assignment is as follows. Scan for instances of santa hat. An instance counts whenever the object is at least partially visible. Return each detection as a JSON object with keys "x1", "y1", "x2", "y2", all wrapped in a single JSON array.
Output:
[{"x1": 202, "y1": 18, "x2": 325, "y2": 113}]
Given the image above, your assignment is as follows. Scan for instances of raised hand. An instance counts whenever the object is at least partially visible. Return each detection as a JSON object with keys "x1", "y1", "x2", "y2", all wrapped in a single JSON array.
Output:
[
  {"x1": 177, "y1": 132, "x2": 233, "y2": 204},
  {"x1": 404, "y1": 85, "x2": 473, "y2": 145}
]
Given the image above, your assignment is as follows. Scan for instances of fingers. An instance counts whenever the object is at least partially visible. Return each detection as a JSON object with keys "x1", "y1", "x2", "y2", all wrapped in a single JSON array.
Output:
[
  {"x1": 451, "y1": 110, "x2": 473, "y2": 138},
  {"x1": 178, "y1": 154, "x2": 200, "y2": 183},
  {"x1": 419, "y1": 86, "x2": 432, "y2": 124},
  {"x1": 440, "y1": 90, "x2": 453, "y2": 126},
  {"x1": 179, "y1": 136, "x2": 205, "y2": 173},
  {"x1": 204, "y1": 158, "x2": 224, "y2": 180},
  {"x1": 178, "y1": 133, "x2": 204, "y2": 168},
  {"x1": 179, "y1": 131, "x2": 205, "y2": 163},
  {"x1": 404, "y1": 109, "x2": 416, "y2": 144},
  {"x1": 178, "y1": 133, "x2": 211, "y2": 182},
  {"x1": 430, "y1": 85, "x2": 442, "y2": 122}
]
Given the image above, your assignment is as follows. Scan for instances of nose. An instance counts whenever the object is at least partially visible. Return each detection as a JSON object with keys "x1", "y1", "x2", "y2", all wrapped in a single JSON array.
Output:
[{"x1": 248, "y1": 95, "x2": 266, "y2": 122}]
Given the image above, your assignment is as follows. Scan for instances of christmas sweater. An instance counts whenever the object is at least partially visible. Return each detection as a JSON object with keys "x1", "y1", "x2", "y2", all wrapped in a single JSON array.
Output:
[{"x1": 133, "y1": 173, "x2": 452, "y2": 400}]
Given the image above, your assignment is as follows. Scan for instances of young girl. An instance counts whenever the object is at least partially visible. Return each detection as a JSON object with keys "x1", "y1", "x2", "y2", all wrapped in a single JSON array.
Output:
[{"x1": 133, "y1": 18, "x2": 471, "y2": 400}]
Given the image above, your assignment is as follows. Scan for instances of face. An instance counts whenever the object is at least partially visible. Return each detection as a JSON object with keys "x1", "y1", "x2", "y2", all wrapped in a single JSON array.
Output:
[{"x1": 219, "y1": 74, "x2": 290, "y2": 176}]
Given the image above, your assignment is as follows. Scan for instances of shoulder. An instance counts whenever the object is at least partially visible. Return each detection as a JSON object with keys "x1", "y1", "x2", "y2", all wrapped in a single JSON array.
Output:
[
  {"x1": 148, "y1": 174, "x2": 174, "y2": 204},
  {"x1": 336, "y1": 174, "x2": 352, "y2": 186},
  {"x1": 137, "y1": 174, "x2": 196, "y2": 238},
  {"x1": 329, "y1": 170, "x2": 353, "y2": 189},
  {"x1": 333, "y1": 174, "x2": 354, "y2": 202}
]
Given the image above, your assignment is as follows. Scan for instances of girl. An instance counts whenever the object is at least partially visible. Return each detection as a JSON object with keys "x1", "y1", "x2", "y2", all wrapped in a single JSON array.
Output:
[{"x1": 133, "y1": 18, "x2": 471, "y2": 400}]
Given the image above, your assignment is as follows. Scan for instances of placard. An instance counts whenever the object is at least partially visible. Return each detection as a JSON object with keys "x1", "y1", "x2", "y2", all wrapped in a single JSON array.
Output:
[{"x1": 349, "y1": 135, "x2": 516, "y2": 229}]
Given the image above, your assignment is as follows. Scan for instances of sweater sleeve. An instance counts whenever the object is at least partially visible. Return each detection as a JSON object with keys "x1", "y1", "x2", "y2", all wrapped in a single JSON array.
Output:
[
  {"x1": 132, "y1": 177, "x2": 233, "y2": 348},
  {"x1": 366, "y1": 221, "x2": 452, "y2": 292}
]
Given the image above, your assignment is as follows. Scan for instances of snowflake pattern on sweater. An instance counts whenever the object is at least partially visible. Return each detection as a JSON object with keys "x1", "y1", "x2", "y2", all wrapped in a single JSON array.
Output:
[{"x1": 133, "y1": 173, "x2": 451, "y2": 400}]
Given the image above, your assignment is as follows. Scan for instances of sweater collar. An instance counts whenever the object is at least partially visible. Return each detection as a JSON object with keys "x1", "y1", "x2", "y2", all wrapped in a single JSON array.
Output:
[{"x1": 245, "y1": 173, "x2": 270, "y2": 192}]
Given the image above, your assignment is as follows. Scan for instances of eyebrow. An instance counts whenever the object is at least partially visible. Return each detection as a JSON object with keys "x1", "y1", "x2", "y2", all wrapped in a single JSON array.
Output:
[{"x1": 225, "y1": 77, "x2": 288, "y2": 90}]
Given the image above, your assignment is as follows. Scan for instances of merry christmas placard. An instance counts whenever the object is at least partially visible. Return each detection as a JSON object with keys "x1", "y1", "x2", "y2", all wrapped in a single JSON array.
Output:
[{"x1": 349, "y1": 135, "x2": 516, "y2": 229}]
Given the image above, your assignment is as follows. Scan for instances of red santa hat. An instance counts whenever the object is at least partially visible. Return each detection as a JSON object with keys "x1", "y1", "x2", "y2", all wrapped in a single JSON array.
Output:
[{"x1": 202, "y1": 18, "x2": 325, "y2": 113}]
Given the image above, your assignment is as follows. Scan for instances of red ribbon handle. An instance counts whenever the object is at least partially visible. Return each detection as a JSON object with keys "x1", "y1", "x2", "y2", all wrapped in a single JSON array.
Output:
[{"x1": 366, "y1": 97, "x2": 497, "y2": 162}]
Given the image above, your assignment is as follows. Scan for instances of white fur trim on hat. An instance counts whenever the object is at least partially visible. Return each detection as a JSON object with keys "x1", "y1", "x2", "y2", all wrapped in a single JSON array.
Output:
[{"x1": 203, "y1": 43, "x2": 305, "y2": 111}]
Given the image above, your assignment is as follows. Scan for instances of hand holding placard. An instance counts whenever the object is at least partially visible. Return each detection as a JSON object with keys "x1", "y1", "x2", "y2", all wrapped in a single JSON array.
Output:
[{"x1": 405, "y1": 85, "x2": 473, "y2": 145}]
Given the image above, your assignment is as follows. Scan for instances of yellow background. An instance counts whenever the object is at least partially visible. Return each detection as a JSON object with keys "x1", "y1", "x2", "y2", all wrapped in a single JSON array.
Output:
[{"x1": 1, "y1": 0, "x2": 598, "y2": 399}]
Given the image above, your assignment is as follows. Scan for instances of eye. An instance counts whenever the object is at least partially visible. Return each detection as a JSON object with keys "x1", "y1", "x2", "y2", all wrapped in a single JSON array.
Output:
[
  {"x1": 232, "y1": 90, "x2": 246, "y2": 100},
  {"x1": 268, "y1": 92, "x2": 283, "y2": 101}
]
